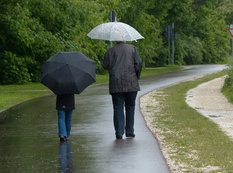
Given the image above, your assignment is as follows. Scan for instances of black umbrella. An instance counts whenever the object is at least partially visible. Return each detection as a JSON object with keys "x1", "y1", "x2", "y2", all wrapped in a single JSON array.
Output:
[{"x1": 41, "y1": 52, "x2": 96, "y2": 95}]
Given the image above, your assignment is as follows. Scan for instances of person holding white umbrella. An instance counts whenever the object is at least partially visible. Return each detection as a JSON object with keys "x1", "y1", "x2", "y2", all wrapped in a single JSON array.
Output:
[
  {"x1": 88, "y1": 21, "x2": 144, "y2": 139},
  {"x1": 102, "y1": 41, "x2": 142, "y2": 139}
]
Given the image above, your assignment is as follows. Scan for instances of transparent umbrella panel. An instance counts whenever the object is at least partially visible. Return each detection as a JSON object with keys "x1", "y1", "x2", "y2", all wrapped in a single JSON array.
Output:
[{"x1": 87, "y1": 22, "x2": 144, "y2": 42}]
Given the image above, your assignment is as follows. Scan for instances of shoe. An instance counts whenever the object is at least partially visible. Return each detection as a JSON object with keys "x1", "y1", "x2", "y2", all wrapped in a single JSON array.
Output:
[
  {"x1": 116, "y1": 135, "x2": 122, "y2": 139},
  {"x1": 60, "y1": 136, "x2": 67, "y2": 142},
  {"x1": 126, "y1": 133, "x2": 135, "y2": 138}
]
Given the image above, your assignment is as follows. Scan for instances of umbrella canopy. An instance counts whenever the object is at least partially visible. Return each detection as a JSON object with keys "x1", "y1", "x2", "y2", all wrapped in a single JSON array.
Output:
[
  {"x1": 41, "y1": 52, "x2": 96, "y2": 95},
  {"x1": 87, "y1": 22, "x2": 144, "y2": 42}
]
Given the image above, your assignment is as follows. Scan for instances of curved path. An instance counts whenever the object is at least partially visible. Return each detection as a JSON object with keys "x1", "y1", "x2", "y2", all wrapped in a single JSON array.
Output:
[{"x1": 0, "y1": 65, "x2": 226, "y2": 173}]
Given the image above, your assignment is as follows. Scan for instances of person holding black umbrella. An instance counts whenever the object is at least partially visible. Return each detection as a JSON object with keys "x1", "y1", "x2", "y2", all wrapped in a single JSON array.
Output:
[
  {"x1": 103, "y1": 41, "x2": 142, "y2": 139},
  {"x1": 41, "y1": 52, "x2": 96, "y2": 142},
  {"x1": 56, "y1": 94, "x2": 75, "y2": 142}
]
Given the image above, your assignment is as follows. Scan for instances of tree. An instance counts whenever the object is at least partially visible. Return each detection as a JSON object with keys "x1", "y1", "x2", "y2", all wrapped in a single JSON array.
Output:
[
  {"x1": 0, "y1": 0, "x2": 232, "y2": 84},
  {"x1": 192, "y1": 2, "x2": 230, "y2": 63},
  {"x1": 0, "y1": 0, "x2": 79, "y2": 83}
]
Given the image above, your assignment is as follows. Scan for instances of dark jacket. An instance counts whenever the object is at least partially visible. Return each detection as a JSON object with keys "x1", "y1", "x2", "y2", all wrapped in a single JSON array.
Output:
[
  {"x1": 56, "y1": 94, "x2": 75, "y2": 110},
  {"x1": 103, "y1": 42, "x2": 142, "y2": 94}
]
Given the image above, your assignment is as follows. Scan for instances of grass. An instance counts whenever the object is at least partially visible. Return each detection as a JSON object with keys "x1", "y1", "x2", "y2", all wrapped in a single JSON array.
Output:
[
  {"x1": 144, "y1": 70, "x2": 233, "y2": 172},
  {"x1": 222, "y1": 84, "x2": 233, "y2": 103},
  {"x1": 140, "y1": 65, "x2": 182, "y2": 78},
  {"x1": 222, "y1": 66, "x2": 233, "y2": 103},
  {"x1": 221, "y1": 56, "x2": 233, "y2": 104},
  {"x1": 0, "y1": 83, "x2": 50, "y2": 111},
  {"x1": 0, "y1": 65, "x2": 182, "y2": 111}
]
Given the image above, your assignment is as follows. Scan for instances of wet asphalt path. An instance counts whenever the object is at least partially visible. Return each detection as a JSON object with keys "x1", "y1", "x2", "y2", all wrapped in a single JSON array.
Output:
[{"x1": 0, "y1": 65, "x2": 226, "y2": 173}]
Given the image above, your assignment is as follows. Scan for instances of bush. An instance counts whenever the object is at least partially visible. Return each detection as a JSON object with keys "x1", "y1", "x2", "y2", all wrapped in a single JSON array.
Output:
[
  {"x1": 223, "y1": 66, "x2": 233, "y2": 89},
  {"x1": 176, "y1": 35, "x2": 203, "y2": 65},
  {"x1": 222, "y1": 66, "x2": 233, "y2": 102},
  {"x1": 0, "y1": 51, "x2": 31, "y2": 84}
]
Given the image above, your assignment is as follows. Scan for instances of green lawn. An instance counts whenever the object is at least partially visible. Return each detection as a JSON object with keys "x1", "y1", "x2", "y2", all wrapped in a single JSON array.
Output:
[
  {"x1": 0, "y1": 65, "x2": 182, "y2": 111},
  {"x1": 222, "y1": 65, "x2": 233, "y2": 103},
  {"x1": 144, "y1": 70, "x2": 233, "y2": 172},
  {"x1": 0, "y1": 83, "x2": 50, "y2": 111}
]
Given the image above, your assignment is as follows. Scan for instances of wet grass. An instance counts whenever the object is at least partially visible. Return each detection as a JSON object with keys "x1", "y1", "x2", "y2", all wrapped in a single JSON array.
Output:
[
  {"x1": 0, "y1": 65, "x2": 181, "y2": 111},
  {"x1": 221, "y1": 56, "x2": 233, "y2": 103},
  {"x1": 140, "y1": 65, "x2": 182, "y2": 78},
  {"x1": 222, "y1": 66, "x2": 233, "y2": 103},
  {"x1": 147, "y1": 70, "x2": 233, "y2": 172},
  {"x1": 0, "y1": 83, "x2": 50, "y2": 111}
]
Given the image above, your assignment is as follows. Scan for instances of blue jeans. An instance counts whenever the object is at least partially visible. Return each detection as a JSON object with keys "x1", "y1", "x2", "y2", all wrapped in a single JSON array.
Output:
[
  {"x1": 111, "y1": 92, "x2": 137, "y2": 136},
  {"x1": 58, "y1": 110, "x2": 73, "y2": 138}
]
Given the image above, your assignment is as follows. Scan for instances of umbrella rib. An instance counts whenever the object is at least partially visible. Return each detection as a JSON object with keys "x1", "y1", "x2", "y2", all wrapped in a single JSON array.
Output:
[
  {"x1": 68, "y1": 65, "x2": 96, "y2": 93},
  {"x1": 122, "y1": 24, "x2": 134, "y2": 41},
  {"x1": 67, "y1": 65, "x2": 81, "y2": 93},
  {"x1": 42, "y1": 61, "x2": 65, "y2": 78},
  {"x1": 121, "y1": 22, "x2": 142, "y2": 41},
  {"x1": 67, "y1": 61, "x2": 95, "y2": 75},
  {"x1": 110, "y1": 23, "x2": 116, "y2": 41},
  {"x1": 68, "y1": 63, "x2": 96, "y2": 81}
]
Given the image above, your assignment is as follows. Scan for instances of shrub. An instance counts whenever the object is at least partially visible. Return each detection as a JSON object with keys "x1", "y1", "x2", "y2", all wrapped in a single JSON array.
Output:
[
  {"x1": 0, "y1": 51, "x2": 31, "y2": 84},
  {"x1": 222, "y1": 66, "x2": 233, "y2": 102}
]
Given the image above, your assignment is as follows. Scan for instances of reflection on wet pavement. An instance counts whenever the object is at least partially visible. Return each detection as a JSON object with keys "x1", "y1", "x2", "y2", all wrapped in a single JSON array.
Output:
[{"x1": 59, "y1": 141, "x2": 73, "y2": 173}]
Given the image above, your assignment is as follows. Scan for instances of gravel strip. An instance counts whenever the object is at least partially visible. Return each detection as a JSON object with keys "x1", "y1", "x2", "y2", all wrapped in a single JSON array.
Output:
[{"x1": 186, "y1": 76, "x2": 233, "y2": 140}]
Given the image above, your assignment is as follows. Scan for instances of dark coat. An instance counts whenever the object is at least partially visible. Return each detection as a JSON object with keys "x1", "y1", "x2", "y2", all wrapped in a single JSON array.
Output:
[
  {"x1": 56, "y1": 94, "x2": 75, "y2": 111},
  {"x1": 103, "y1": 42, "x2": 142, "y2": 94}
]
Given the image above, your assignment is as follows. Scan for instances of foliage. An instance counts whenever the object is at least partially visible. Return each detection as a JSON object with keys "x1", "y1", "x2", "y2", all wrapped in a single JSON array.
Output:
[
  {"x1": 176, "y1": 35, "x2": 203, "y2": 65},
  {"x1": 218, "y1": 0, "x2": 233, "y2": 25},
  {"x1": 0, "y1": 51, "x2": 31, "y2": 84},
  {"x1": 0, "y1": 1, "x2": 64, "y2": 83},
  {"x1": 192, "y1": 4, "x2": 230, "y2": 63},
  {"x1": 222, "y1": 66, "x2": 233, "y2": 102},
  {"x1": 0, "y1": 0, "x2": 232, "y2": 84}
]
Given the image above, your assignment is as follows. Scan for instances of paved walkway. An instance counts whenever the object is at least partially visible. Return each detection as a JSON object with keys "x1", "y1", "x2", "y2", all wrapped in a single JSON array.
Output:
[
  {"x1": 0, "y1": 65, "x2": 226, "y2": 173},
  {"x1": 186, "y1": 76, "x2": 233, "y2": 139}
]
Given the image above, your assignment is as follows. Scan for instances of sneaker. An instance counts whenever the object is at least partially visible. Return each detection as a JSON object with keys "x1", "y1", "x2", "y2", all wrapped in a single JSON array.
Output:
[
  {"x1": 116, "y1": 135, "x2": 122, "y2": 139},
  {"x1": 126, "y1": 133, "x2": 135, "y2": 138},
  {"x1": 60, "y1": 136, "x2": 67, "y2": 142}
]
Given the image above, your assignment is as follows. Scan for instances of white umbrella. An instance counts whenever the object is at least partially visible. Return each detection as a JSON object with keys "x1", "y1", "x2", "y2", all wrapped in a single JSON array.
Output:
[{"x1": 87, "y1": 22, "x2": 144, "y2": 42}]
